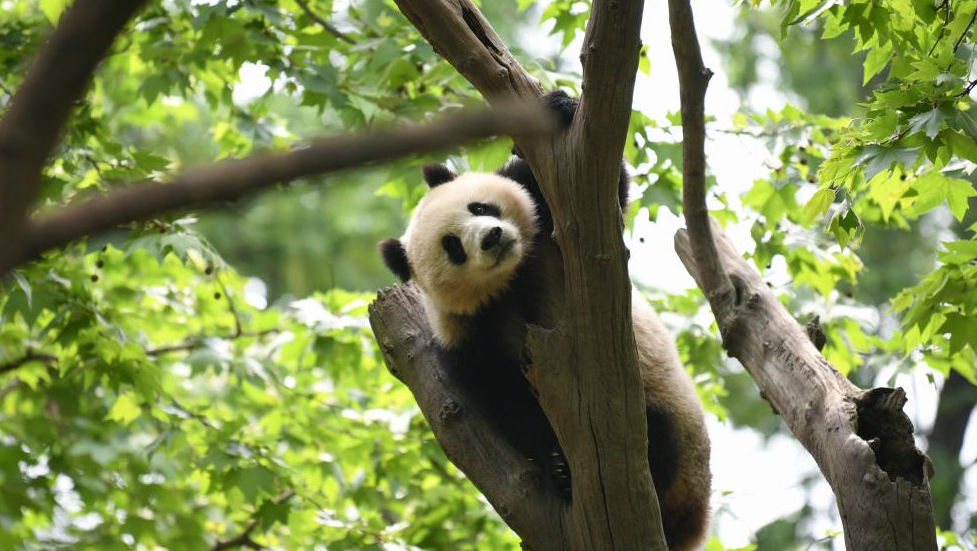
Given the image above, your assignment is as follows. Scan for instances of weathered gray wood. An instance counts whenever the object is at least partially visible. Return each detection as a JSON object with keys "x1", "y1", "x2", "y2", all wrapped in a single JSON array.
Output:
[
  {"x1": 675, "y1": 220, "x2": 937, "y2": 551},
  {"x1": 667, "y1": 0, "x2": 937, "y2": 545}
]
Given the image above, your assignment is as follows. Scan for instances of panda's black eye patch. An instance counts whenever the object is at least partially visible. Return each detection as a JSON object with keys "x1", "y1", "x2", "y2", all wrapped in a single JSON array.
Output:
[
  {"x1": 441, "y1": 235, "x2": 467, "y2": 265},
  {"x1": 467, "y1": 202, "x2": 501, "y2": 217}
]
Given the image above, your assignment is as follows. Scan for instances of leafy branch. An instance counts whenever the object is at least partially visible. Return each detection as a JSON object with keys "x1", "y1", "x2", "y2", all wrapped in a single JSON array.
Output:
[
  {"x1": 952, "y1": 4, "x2": 977, "y2": 52},
  {"x1": 293, "y1": 0, "x2": 355, "y2": 44},
  {"x1": 204, "y1": 491, "x2": 296, "y2": 551}
]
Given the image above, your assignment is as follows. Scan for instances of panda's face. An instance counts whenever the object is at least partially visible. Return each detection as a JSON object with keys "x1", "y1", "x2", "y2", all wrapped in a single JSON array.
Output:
[{"x1": 396, "y1": 171, "x2": 537, "y2": 315}]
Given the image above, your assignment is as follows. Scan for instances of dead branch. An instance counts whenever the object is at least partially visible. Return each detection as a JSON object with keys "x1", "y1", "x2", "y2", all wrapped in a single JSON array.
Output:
[
  {"x1": 0, "y1": 0, "x2": 149, "y2": 277},
  {"x1": 14, "y1": 105, "x2": 550, "y2": 274},
  {"x1": 668, "y1": 0, "x2": 937, "y2": 548}
]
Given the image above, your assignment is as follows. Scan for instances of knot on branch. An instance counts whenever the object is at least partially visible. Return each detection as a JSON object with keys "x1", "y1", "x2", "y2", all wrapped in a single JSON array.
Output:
[
  {"x1": 854, "y1": 387, "x2": 929, "y2": 486},
  {"x1": 461, "y1": 6, "x2": 500, "y2": 54},
  {"x1": 439, "y1": 398, "x2": 462, "y2": 422},
  {"x1": 713, "y1": 274, "x2": 751, "y2": 356},
  {"x1": 805, "y1": 315, "x2": 827, "y2": 352}
]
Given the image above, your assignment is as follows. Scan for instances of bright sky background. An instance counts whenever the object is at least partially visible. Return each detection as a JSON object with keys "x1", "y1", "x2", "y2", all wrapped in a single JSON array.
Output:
[{"x1": 232, "y1": 1, "x2": 977, "y2": 547}]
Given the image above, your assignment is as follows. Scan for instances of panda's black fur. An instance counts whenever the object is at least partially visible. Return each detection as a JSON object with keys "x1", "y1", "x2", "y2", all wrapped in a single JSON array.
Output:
[{"x1": 380, "y1": 91, "x2": 710, "y2": 551}]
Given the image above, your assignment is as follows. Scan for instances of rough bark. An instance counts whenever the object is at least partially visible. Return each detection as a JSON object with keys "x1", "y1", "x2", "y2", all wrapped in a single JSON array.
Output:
[
  {"x1": 369, "y1": 0, "x2": 663, "y2": 550},
  {"x1": 0, "y1": 0, "x2": 149, "y2": 276},
  {"x1": 668, "y1": 0, "x2": 938, "y2": 548}
]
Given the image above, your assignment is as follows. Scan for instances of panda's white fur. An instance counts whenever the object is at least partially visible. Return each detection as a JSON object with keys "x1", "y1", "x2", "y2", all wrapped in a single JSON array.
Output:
[
  {"x1": 401, "y1": 172, "x2": 537, "y2": 346},
  {"x1": 380, "y1": 165, "x2": 711, "y2": 551}
]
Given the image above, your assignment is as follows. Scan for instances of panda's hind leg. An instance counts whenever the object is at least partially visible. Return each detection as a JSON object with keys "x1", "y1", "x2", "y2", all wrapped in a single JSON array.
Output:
[
  {"x1": 538, "y1": 90, "x2": 631, "y2": 211},
  {"x1": 540, "y1": 90, "x2": 577, "y2": 127}
]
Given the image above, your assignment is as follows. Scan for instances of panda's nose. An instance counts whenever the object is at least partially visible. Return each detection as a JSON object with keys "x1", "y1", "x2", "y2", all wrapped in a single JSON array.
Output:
[{"x1": 481, "y1": 226, "x2": 503, "y2": 251}]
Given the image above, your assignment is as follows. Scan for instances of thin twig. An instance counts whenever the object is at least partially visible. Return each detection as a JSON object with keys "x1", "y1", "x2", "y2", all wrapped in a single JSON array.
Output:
[
  {"x1": 0, "y1": 350, "x2": 57, "y2": 376},
  {"x1": 215, "y1": 273, "x2": 243, "y2": 337},
  {"x1": 15, "y1": 105, "x2": 551, "y2": 274},
  {"x1": 205, "y1": 491, "x2": 296, "y2": 551},
  {"x1": 144, "y1": 328, "x2": 278, "y2": 356},
  {"x1": 953, "y1": 4, "x2": 977, "y2": 52},
  {"x1": 956, "y1": 78, "x2": 977, "y2": 97},
  {"x1": 293, "y1": 0, "x2": 355, "y2": 44},
  {"x1": 928, "y1": 0, "x2": 952, "y2": 57}
]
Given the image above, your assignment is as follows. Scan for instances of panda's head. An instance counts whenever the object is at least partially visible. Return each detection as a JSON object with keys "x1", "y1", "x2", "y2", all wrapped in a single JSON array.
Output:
[{"x1": 379, "y1": 163, "x2": 538, "y2": 315}]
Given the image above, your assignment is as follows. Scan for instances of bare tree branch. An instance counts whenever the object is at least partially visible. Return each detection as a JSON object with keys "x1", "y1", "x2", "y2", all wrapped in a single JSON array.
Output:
[
  {"x1": 293, "y1": 0, "x2": 356, "y2": 45},
  {"x1": 668, "y1": 0, "x2": 938, "y2": 548},
  {"x1": 391, "y1": 0, "x2": 542, "y2": 107},
  {"x1": 666, "y1": 0, "x2": 732, "y2": 314},
  {"x1": 0, "y1": 0, "x2": 149, "y2": 276},
  {"x1": 0, "y1": 351, "x2": 57, "y2": 376},
  {"x1": 12, "y1": 105, "x2": 551, "y2": 274}
]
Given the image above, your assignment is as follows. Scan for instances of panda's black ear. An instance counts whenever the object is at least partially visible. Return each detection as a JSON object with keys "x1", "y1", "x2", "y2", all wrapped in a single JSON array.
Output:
[
  {"x1": 421, "y1": 163, "x2": 456, "y2": 187},
  {"x1": 379, "y1": 238, "x2": 411, "y2": 282}
]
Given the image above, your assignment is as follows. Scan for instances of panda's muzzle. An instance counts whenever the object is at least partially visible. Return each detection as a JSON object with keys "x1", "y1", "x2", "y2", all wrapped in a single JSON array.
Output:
[
  {"x1": 480, "y1": 226, "x2": 517, "y2": 266},
  {"x1": 481, "y1": 226, "x2": 503, "y2": 251}
]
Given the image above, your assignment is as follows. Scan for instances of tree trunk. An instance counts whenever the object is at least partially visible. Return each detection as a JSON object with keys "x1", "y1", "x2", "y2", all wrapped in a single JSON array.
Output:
[{"x1": 369, "y1": 0, "x2": 667, "y2": 549}]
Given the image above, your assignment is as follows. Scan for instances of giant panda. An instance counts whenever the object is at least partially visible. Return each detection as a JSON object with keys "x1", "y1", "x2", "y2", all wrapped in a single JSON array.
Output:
[{"x1": 378, "y1": 92, "x2": 711, "y2": 551}]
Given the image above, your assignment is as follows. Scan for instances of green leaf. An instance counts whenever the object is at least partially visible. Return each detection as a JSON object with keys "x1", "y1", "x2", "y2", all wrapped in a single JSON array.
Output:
[
  {"x1": 939, "y1": 313, "x2": 977, "y2": 354},
  {"x1": 639, "y1": 45, "x2": 651, "y2": 75},
  {"x1": 256, "y1": 498, "x2": 292, "y2": 529},
  {"x1": 908, "y1": 106, "x2": 948, "y2": 139},
  {"x1": 742, "y1": 180, "x2": 798, "y2": 222},
  {"x1": 10, "y1": 270, "x2": 31, "y2": 309},
  {"x1": 106, "y1": 392, "x2": 141, "y2": 426},
  {"x1": 942, "y1": 129, "x2": 977, "y2": 163},
  {"x1": 829, "y1": 208, "x2": 862, "y2": 248},
  {"x1": 802, "y1": 188, "x2": 836, "y2": 223},
  {"x1": 39, "y1": 0, "x2": 70, "y2": 24},
  {"x1": 907, "y1": 171, "x2": 977, "y2": 221},
  {"x1": 863, "y1": 41, "x2": 892, "y2": 84},
  {"x1": 939, "y1": 240, "x2": 977, "y2": 265},
  {"x1": 854, "y1": 146, "x2": 919, "y2": 180}
]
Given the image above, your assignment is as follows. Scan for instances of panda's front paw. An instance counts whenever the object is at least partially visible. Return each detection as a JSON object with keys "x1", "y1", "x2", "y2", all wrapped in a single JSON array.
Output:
[{"x1": 541, "y1": 90, "x2": 578, "y2": 128}]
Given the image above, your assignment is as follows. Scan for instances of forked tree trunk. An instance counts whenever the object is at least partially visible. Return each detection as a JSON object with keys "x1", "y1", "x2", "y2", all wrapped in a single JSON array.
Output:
[{"x1": 371, "y1": 0, "x2": 666, "y2": 549}]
